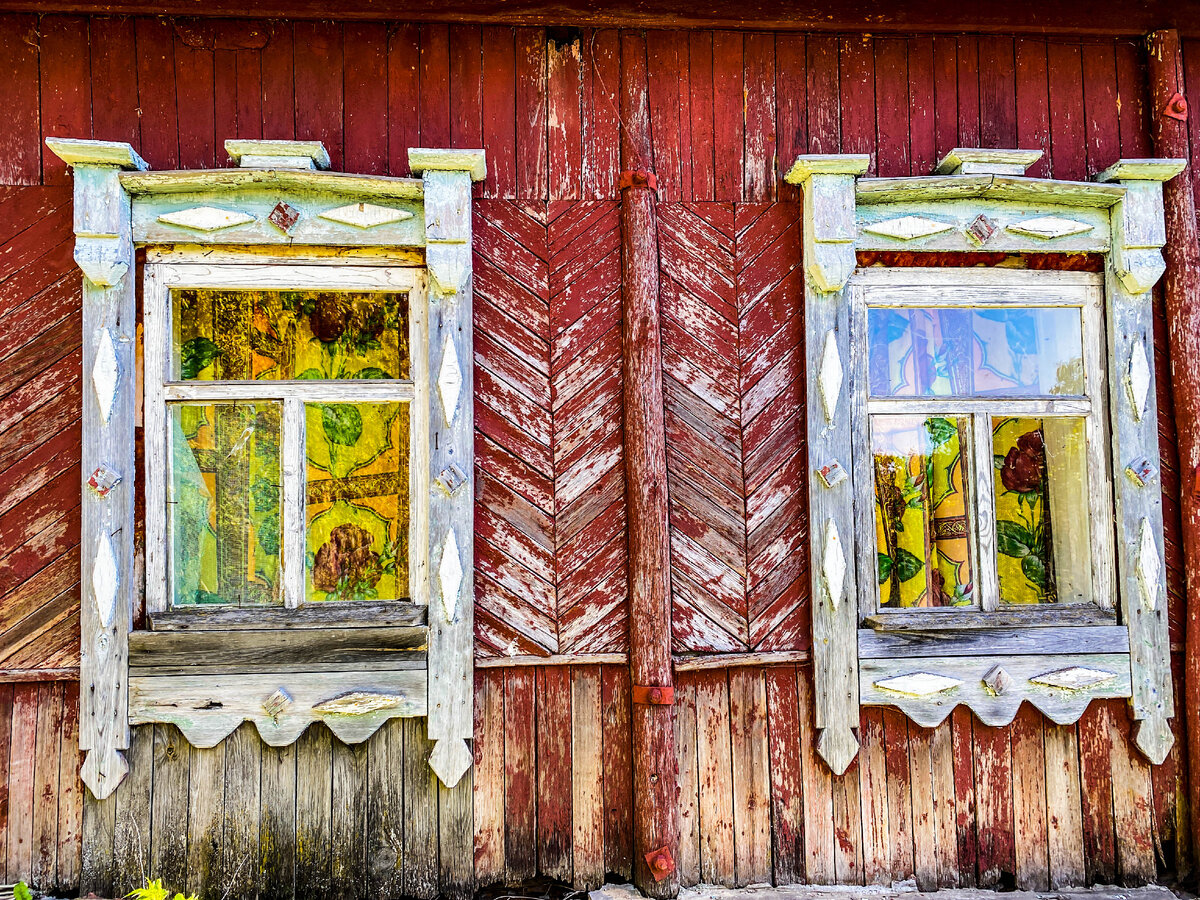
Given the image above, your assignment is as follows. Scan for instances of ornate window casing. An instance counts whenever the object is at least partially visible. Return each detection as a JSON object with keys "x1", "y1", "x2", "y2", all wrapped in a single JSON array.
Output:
[
  {"x1": 46, "y1": 137, "x2": 484, "y2": 800},
  {"x1": 784, "y1": 148, "x2": 1184, "y2": 775}
]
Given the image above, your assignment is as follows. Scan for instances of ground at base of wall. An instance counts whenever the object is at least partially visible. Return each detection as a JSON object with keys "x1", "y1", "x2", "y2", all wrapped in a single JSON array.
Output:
[{"x1": 591, "y1": 882, "x2": 1193, "y2": 900}]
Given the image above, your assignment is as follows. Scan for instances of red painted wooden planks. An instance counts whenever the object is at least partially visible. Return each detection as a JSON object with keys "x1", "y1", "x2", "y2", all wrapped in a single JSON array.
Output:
[
  {"x1": 503, "y1": 669, "x2": 537, "y2": 881},
  {"x1": 386, "y1": 24, "x2": 419, "y2": 177},
  {"x1": 765, "y1": 666, "x2": 803, "y2": 885},
  {"x1": 450, "y1": 25, "x2": 484, "y2": 150},
  {"x1": 536, "y1": 666, "x2": 572, "y2": 880},
  {"x1": 480, "y1": 26, "x2": 516, "y2": 197},
  {"x1": 1047, "y1": 43, "x2": 1086, "y2": 181},
  {"x1": 419, "y1": 24, "x2": 451, "y2": 149},
  {"x1": 174, "y1": 31, "x2": 217, "y2": 169},
  {"x1": 515, "y1": 27, "x2": 548, "y2": 200},
  {"x1": 839, "y1": 35, "x2": 875, "y2": 169},
  {"x1": 600, "y1": 665, "x2": 632, "y2": 879},
  {"x1": 907, "y1": 38, "x2": 936, "y2": 176},
  {"x1": 293, "y1": 21, "x2": 343, "y2": 169},
  {"x1": 260, "y1": 21, "x2": 295, "y2": 141},
  {"x1": 1015, "y1": 39, "x2": 1052, "y2": 178},
  {"x1": 39, "y1": 16, "x2": 92, "y2": 185},
  {"x1": 581, "y1": 29, "x2": 619, "y2": 200},
  {"x1": 1081, "y1": 42, "x2": 1121, "y2": 176},
  {"x1": 711, "y1": 32, "x2": 743, "y2": 201},
  {"x1": 344, "y1": 22, "x2": 388, "y2": 175},
  {"x1": 645, "y1": 31, "x2": 684, "y2": 201},
  {"x1": 743, "y1": 33, "x2": 776, "y2": 203},
  {"x1": 0, "y1": 14, "x2": 40, "y2": 185},
  {"x1": 775, "y1": 34, "x2": 806, "y2": 199},
  {"x1": 873, "y1": 39, "x2": 910, "y2": 178},
  {"x1": 978, "y1": 36, "x2": 1017, "y2": 148}
]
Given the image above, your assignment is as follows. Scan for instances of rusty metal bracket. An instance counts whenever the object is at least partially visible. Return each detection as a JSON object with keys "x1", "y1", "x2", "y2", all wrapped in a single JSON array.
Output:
[
  {"x1": 1164, "y1": 91, "x2": 1189, "y2": 121},
  {"x1": 644, "y1": 846, "x2": 676, "y2": 881},
  {"x1": 631, "y1": 684, "x2": 674, "y2": 705},
  {"x1": 619, "y1": 169, "x2": 658, "y2": 193}
]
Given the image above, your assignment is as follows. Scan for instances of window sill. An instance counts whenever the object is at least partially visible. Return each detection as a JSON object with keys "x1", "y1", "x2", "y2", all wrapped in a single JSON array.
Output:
[
  {"x1": 146, "y1": 599, "x2": 427, "y2": 631},
  {"x1": 863, "y1": 604, "x2": 1116, "y2": 632}
]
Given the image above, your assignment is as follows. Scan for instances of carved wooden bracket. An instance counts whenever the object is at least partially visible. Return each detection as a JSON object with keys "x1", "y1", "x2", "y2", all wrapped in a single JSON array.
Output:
[
  {"x1": 784, "y1": 154, "x2": 870, "y2": 292},
  {"x1": 1096, "y1": 159, "x2": 1186, "y2": 295}
]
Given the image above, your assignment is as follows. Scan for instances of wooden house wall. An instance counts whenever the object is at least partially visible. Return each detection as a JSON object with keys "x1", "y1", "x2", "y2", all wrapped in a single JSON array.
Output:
[{"x1": 0, "y1": 12, "x2": 1196, "y2": 895}]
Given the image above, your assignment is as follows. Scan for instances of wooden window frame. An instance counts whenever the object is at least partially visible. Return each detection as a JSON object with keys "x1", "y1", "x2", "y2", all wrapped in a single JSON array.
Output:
[{"x1": 142, "y1": 262, "x2": 432, "y2": 623}]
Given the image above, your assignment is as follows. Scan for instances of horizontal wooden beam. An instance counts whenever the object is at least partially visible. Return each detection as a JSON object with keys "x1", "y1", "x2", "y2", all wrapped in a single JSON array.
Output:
[
  {"x1": 147, "y1": 600, "x2": 427, "y2": 630},
  {"x1": 129, "y1": 625, "x2": 427, "y2": 668},
  {"x1": 0, "y1": 667, "x2": 81, "y2": 682}
]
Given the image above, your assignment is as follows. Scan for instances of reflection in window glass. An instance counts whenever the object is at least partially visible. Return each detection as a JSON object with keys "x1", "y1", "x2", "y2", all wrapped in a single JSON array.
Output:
[
  {"x1": 305, "y1": 401, "x2": 409, "y2": 602},
  {"x1": 872, "y1": 415, "x2": 975, "y2": 609},
  {"x1": 169, "y1": 402, "x2": 282, "y2": 607},
  {"x1": 867, "y1": 306, "x2": 1083, "y2": 398},
  {"x1": 992, "y1": 416, "x2": 1092, "y2": 605},
  {"x1": 172, "y1": 289, "x2": 409, "y2": 381}
]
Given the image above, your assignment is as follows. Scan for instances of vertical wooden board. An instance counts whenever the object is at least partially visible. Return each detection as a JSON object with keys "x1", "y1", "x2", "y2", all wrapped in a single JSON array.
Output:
[
  {"x1": 765, "y1": 666, "x2": 803, "y2": 886},
  {"x1": 214, "y1": 49, "x2": 237, "y2": 161},
  {"x1": 743, "y1": 32, "x2": 777, "y2": 203},
  {"x1": 729, "y1": 668, "x2": 770, "y2": 886},
  {"x1": 1046, "y1": 43, "x2": 1086, "y2": 181},
  {"x1": 806, "y1": 35, "x2": 839, "y2": 156},
  {"x1": 0, "y1": 683, "x2": 10, "y2": 882},
  {"x1": 1082, "y1": 43, "x2": 1122, "y2": 176},
  {"x1": 873, "y1": 38, "x2": 910, "y2": 178},
  {"x1": 694, "y1": 670, "x2": 735, "y2": 886},
  {"x1": 932, "y1": 36, "x2": 958, "y2": 163},
  {"x1": 601, "y1": 665, "x2": 633, "y2": 879},
  {"x1": 1107, "y1": 703, "x2": 1155, "y2": 884},
  {"x1": 711, "y1": 31, "x2": 743, "y2": 202},
  {"x1": 955, "y1": 36, "x2": 981, "y2": 148},
  {"x1": 907, "y1": 38, "x2": 936, "y2": 176},
  {"x1": 332, "y1": 737, "x2": 369, "y2": 900},
  {"x1": 295, "y1": 725, "x2": 333, "y2": 900},
  {"x1": 7, "y1": 684, "x2": 37, "y2": 882},
  {"x1": 858, "y1": 709, "x2": 889, "y2": 884},
  {"x1": 797, "y1": 666, "x2": 834, "y2": 884},
  {"x1": 419, "y1": 24, "x2": 451, "y2": 149},
  {"x1": 293, "y1": 21, "x2": 344, "y2": 170},
  {"x1": 548, "y1": 30, "x2": 583, "y2": 201},
  {"x1": 503, "y1": 668, "x2": 536, "y2": 880},
  {"x1": 907, "y1": 725, "x2": 937, "y2": 890},
  {"x1": 39, "y1": 16, "x2": 92, "y2": 185},
  {"x1": 515, "y1": 27, "x2": 548, "y2": 200},
  {"x1": 674, "y1": 676, "x2": 701, "y2": 887},
  {"x1": 82, "y1": 794, "x2": 116, "y2": 899},
  {"x1": 402, "y1": 717, "x2": 438, "y2": 899},
  {"x1": 150, "y1": 726, "x2": 189, "y2": 891},
  {"x1": 135, "y1": 17, "x2": 179, "y2": 169},
  {"x1": 187, "y1": 745, "x2": 224, "y2": 900},
  {"x1": 0, "y1": 13, "x2": 40, "y2": 184},
  {"x1": 831, "y1": 754, "x2": 864, "y2": 884},
  {"x1": 174, "y1": 36, "x2": 216, "y2": 169},
  {"x1": 1077, "y1": 702, "x2": 1116, "y2": 883},
  {"x1": 110, "y1": 726, "x2": 152, "y2": 897},
  {"x1": 1015, "y1": 39, "x2": 1052, "y2": 178},
  {"x1": 687, "y1": 31, "x2": 715, "y2": 200},
  {"x1": 537, "y1": 666, "x2": 573, "y2": 881},
  {"x1": 838, "y1": 35, "x2": 875, "y2": 170},
  {"x1": 234, "y1": 48, "x2": 262, "y2": 140},
  {"x1": 930, "y1": 721, "x2": 958, "y2": 887},
  {"x1": 973, "y1": 722, "x2": 1014, "y2": 888},
  {"x1": 882, "y1": 709, "x2": 914, "y2": 879},
  {"x1": 450, "y1": 24, "x2": 484, "y2": 149},
  {"x1": 367, "y1": 720, "x2": 403, "y2": 898},
  {"x1": 439, "y1": 767, "x2": 474, "y2": 900},
  {"x1": 480, "y1": 26, "x2": 516, "y2": 198},
  {"x1": 582, "y1": 28, "x2": 619, "y2": 199},
  {"x1": 646, "y1": 30, "x2": 683, "y2": 200},
  {"x1": 572, "y1": 666, "x2": 604, "y2": 889},
  {"x1": 260, "y1": 22, "x2": 294, "y2": 141},
  {"x1": 30, "y1": 683, "x2": 63, "y2": 890},
  {"x1": 776, "y1": 34, "x2": 806, "y2": 201},
  {"x1": 473, "y1": 672, "x2": 504, "y2": 886},
  {"x1": 387, "y1": 24, "x2": 419, "y2": 178},
  {"x1": 259, "y1": 742, "x2": 297, "y2": 900},
  {"x1": 223, "y1": 723, "x2": 262, "y2": 900},
  {"x1": 1043, "y1": 723, "x2": 1085, "y2": 889},
  {"x1": 56, "y1": 687, "x2": 81, "y2": 893},
  {"x1": 950, "y1": 707, "x2": 977, "y2": 886},
  {"x1": 344, "y1": 22, "x2": 389, "y2": 175},
  {"x1": 978, "y1": 36, "x2": 1017, "y2": 147},
  {"x1": 1011, "y1": 705, "x2": 1049, "y2": 891},
  {"x1": 1114, "y1": 39, "x2": 1151, "y2": 158},
  {"x1": 89, "y1": 17, "x2": 140, "y2": 148}
]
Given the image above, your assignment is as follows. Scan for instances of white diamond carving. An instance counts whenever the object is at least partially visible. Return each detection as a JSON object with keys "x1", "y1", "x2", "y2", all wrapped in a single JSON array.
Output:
[
  {"x1": 319, "y1": 203, "x2": 414, "y2": 229},
  {"x1": 818, "y1": 332, "x2": 843, "y2": 423},
  {"x1": 439, "y1": 529, "x2": 463, "y2": 621},
  {"x1": 92, "y1": 328, "x2": 120, "y2": 425},
  {"x1": 157, "y1": 206, "x2": 255, "y2": 232},
  {"x1": 1135, "y1": 518, "x2": 1161, "y2": 612},
  {"x1": 822, "y1": 519, "x2": 846, "y2": 609},
  {"x1": 438, "y1": 336, "x2": 463, "y2": 427},
  {"x1": 429, "y1": 737, "x2": 474, "y2": 788},
  {"x1": 863, "y1": 216, "x2": 953, "y2": 241},
  {"x1": 1126, "y1": 341, "x2": 1151, "y2": 422},
  {"x1": 1005, "y1": 216, "x2": 1094, "y2": 240},
  {"x1": 93, "y1": 532, "x2": 119, "y2": 629},
  {"x1": 1030, "y1": 667, "x2": 1117, "y2": 690},
  {"x1": 874, "y1": 672, "x2": 962, "y2": 697}
]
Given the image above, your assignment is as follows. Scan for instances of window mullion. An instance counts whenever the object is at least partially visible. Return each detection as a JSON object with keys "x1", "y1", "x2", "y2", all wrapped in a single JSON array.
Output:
[
  {"x1": 145, "y1": 265, "x2": 170, "y2": 614},
  {"x1": 282, "y1": 396, "x2": 306, "y2": 609},
  {"x1": 972, "y1": 412, "x2": 1001, "y2": 612}
]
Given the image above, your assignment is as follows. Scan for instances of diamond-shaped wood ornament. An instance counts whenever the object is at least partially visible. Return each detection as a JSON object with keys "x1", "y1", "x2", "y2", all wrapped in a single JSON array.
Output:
[
  {"x1": 439, "y1": 529, "x2": 463, "y2": 621},
  {"x1": 92, "y1": 329, "x2": 120, "y2": 425},
  {"x1": 429, "y1": 737, "x2": 474, "y2": 788},
  {"x1": 822, "y1": 519, "x2": 846, "y2": 609},
  {"x1": 982, "y1": 665, "x2": 1016, "y2": 696},
  {"x1": 318, "y1": 203, "x2": 414, "y2": 228},
  {"x1": 262, "y1": 688, "x2": 293, "y2": 719},
  {"x1": 157, "y1": 206, "x2": 256, "y2": 232},
  {"x1": 436, "y1": 463, "x2": 469, "y2": 496},
  {"x1": 863, "y1": 216, "x2": 953, "y2": 241},
  {"x1": 1030, "y1": 667, "x2": 1117, "y2": 689},
  {"x1": 818, "y1": 332, "x2": 843, "y2": 423},
  {"x1": 93, "y1": 532, "x2": 119, "y2": 629},
  {"x1": 437, "y1": 336, "x2": 463, "y2": 427},
  {"x1": 268, "y1": 201, "x2": 300, "y2": 232},
  {"x1": 1135, "y1": 518, "x2": 1162, "y2": 612},
  {"x1": 874, "y1": 672, "x2": 962, "y2": 696},
  {"x1": 964, "y1": 213, "x2": 998, "y2": 246},
  {"x1": 1126, "y1": 341, "x2": 1151, "y2": 422},
  {"x1": 1005, "y1": 216, "x2": 1094, "y2": 239}
]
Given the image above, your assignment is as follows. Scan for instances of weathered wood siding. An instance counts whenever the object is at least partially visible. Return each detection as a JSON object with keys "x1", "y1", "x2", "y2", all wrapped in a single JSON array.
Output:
[{"x1": 0, "y1": 13, "x2": 1194, "y2": 895}]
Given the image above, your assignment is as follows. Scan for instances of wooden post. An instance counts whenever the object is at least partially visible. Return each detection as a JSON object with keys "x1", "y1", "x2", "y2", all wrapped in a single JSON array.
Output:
[
  {"x1": 1146, "y1": 28, "x2": 1200, "y2": 869},
  {"x1": 619, "y1": 31, "x2": 679, "y2": 899}
]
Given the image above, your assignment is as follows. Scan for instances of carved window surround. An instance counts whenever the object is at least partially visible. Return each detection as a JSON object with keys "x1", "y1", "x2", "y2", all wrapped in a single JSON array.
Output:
[
  {"x1": 46, "y1": 137, "x2": 484, "y2": 800},
  {"x1": 784, "y1": 148, "x2": 1184, "y2": 775}
]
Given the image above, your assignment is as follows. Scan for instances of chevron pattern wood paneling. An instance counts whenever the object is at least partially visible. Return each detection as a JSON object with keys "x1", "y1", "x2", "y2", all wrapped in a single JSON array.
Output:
[
  {"x1": 473, "y1": 200, "x2": 628, "y2": 658},
  {"x1": 661, "y1": 202, "x2": 809, "y2": 652}
]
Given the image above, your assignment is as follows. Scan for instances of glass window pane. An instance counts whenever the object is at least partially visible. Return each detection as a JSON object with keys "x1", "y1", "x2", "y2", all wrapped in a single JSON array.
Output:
[
  {"x1": 172, "y1": 288, "x2": 409, "y2": 381},
  {"x1": 872, "y1": 415, "x2": 976, "y2": 609},
  {"x1": 867, "y1": 306, "x2": 1083, "y2": 398},
  {"x1": 169, "y1": 401, "x2": 282, "y2": 607},
  {"x1": 992, "y1": 416, "x2": 1092, "y2": 605},
  {"x1": 305, "y1": 401, "x2": 410, "y2": 602}
]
